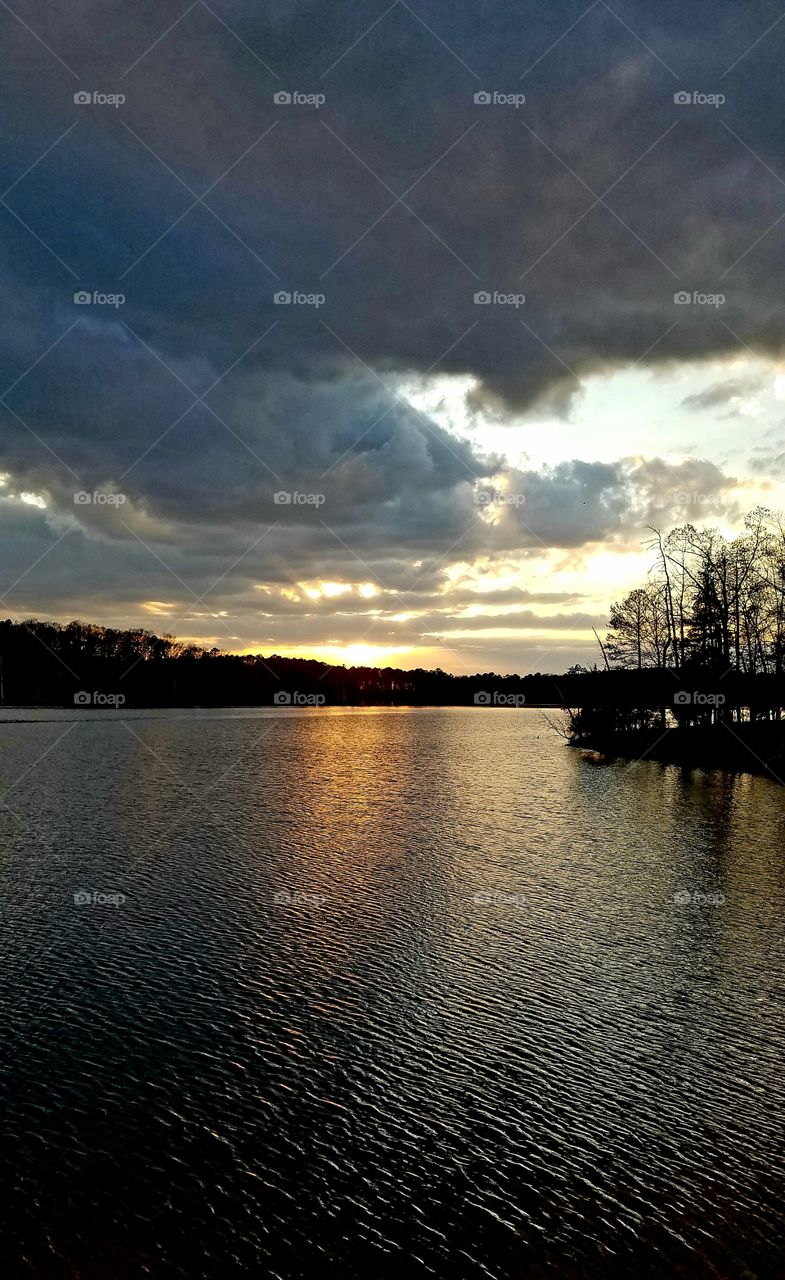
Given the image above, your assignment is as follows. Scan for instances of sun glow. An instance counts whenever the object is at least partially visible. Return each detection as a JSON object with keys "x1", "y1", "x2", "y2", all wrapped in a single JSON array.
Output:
[
  {"x1": 294, "y1": 580, "x2": 379, "y2": 602},
  {"x1": 244, "y1": 641, "x2": 428, "y2": 668}
]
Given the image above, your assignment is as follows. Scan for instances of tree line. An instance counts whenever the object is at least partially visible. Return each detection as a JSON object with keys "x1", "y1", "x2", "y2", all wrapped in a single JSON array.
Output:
[
  {"x1": 0, "y1": 617, "x2": 556, "y2": 707},
  {"x1": 604, "y1": 508, "x2": 785, "y2": 678}
]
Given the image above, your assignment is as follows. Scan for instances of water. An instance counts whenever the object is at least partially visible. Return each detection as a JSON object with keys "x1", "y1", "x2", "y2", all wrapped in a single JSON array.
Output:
[{"x1": 1, "y1": 706, "x2": 784, "y2": 1278}]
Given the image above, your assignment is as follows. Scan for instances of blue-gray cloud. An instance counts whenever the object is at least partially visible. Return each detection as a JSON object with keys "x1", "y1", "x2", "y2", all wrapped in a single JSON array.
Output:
[{"x1": 0, "y1": 0, "x2": 776, "y2": 665}]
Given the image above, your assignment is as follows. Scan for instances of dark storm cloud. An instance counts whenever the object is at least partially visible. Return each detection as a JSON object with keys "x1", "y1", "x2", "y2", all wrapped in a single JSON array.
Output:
[
  {"x1": 0, "y1": 1, "x2": 777, "y2": 660},
  {"x1": 4, "y1": 0, "x2": 785, "y2": 401}
]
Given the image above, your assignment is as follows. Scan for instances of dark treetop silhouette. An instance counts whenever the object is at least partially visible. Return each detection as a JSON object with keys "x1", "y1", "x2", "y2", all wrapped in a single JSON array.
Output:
[{"x1": 565, "y1": 507, "x2": 785, "y2": 779}]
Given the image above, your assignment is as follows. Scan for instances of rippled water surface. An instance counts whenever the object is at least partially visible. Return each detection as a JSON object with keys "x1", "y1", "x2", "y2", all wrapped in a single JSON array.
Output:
[{"x1": 2, "y1": 707, "x2": 785, "y2": 1278}]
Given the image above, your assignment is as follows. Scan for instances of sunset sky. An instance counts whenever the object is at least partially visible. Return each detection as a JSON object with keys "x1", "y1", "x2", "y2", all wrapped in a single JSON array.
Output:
[{"x1": 2, "y1": 0, "x2": 784, "y2": 673}]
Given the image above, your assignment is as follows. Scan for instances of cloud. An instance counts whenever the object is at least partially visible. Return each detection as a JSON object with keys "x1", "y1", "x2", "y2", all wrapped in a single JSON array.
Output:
[
  {"x1": 4, "y1": 2, "x2": 785, "y2": 409},
  {"x1": 681, "y1": 376, "x2": 762, "y2": 412},
  {"x1": 750, "y1": 451, "x2": 785, "y2": 477},
  {"x1": 0, "y1": 1, "x2": 780, "y2": 669}
]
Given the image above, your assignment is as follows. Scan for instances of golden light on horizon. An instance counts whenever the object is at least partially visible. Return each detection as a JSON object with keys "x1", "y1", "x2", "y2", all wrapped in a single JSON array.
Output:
[
  {"x1": 239, "y1": 640, "x2": 431, "y2": 668},
  {"x1": 336, "y1": 643, "x2": 411, "y2": 666}
]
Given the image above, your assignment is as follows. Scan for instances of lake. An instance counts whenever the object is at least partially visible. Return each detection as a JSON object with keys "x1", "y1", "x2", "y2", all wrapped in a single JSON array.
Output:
[{"x1": 1, "y1": 706, "x2": 784, "y2": 1278}]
